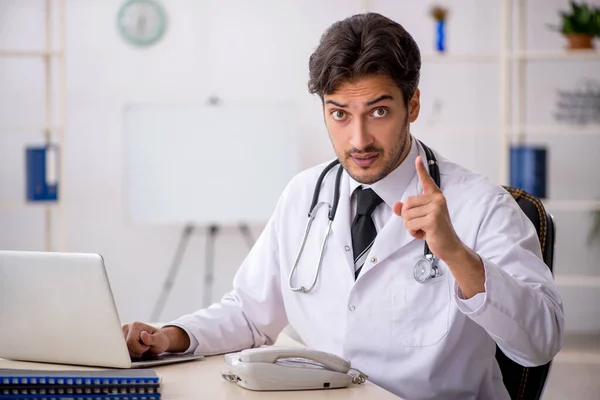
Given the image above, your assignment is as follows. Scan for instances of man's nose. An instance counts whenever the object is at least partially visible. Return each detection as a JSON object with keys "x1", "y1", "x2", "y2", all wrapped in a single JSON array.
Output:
[{"x1": 349, "y1": 119, "x2": 373, "y2": 151}]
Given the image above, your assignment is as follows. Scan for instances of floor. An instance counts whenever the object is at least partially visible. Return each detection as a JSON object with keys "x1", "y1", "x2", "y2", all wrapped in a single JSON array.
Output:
[{"x1": 542, "y1": 333, "x2": 600, "y2": 400}]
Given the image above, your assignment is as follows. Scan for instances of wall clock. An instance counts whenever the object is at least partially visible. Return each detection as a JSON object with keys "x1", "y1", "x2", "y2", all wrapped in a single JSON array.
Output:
[{"x1": 117, "y1": 0, "x2": 167, "y2": 47}]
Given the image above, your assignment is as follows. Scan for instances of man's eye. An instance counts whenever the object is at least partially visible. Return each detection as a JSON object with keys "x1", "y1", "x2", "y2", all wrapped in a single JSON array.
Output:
[
  {"x1": 372, "y1": 108, "x2": 388, "y2": 118},
  {"x1": 331, "y1": 110, "x2": 347, "y2": 121}
]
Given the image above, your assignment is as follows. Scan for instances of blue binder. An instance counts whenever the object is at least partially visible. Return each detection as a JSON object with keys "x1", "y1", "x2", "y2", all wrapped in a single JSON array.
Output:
[
  {"x1": 25, "y1": 145, "x2": 59, "y2": 202},
  {"x1": 509, "y1": 145, "x2": 548, "y2": 199}
]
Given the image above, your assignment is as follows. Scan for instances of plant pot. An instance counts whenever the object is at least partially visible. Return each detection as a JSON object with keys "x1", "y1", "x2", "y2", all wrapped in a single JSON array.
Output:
[{"x1": 566, "y1": 33, "x2": 595, "y2": 50}]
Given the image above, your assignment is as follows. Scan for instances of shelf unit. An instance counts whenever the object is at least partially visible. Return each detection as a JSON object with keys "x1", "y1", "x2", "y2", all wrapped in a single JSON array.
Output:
[
  {"x1": 0, "y1": 0, "x2": 66, "y2": 252},
  {"x1": 502, "y1": 1, "x2": 599, "y2": 191},
  {"x1": 509, "y1": 2, "x2": 599, "y2": 225},
  {"x1": 502, "y1": 0, "x2": 600, "y2": 290}
]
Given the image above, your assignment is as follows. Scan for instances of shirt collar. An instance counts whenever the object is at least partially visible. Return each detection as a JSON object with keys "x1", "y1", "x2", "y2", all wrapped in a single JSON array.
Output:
[{"x1": 348, "y1": 135, "x2": 418, "y2": 209}]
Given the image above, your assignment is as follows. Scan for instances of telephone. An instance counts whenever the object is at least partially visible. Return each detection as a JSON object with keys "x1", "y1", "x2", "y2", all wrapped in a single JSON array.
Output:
[{"x1": 221, "y1": 346, "x2": 368, "y2": 391}]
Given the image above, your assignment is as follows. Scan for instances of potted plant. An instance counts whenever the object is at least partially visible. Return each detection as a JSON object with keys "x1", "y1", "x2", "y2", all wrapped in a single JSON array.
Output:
[{"x1": 551, "y1": 1, "x2": 600, "y2": 50}]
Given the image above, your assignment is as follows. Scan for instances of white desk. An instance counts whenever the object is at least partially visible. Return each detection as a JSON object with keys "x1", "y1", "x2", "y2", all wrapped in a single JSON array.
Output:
[{"x1": 0, "y1": 334, "x2": 401, "y2": 399}]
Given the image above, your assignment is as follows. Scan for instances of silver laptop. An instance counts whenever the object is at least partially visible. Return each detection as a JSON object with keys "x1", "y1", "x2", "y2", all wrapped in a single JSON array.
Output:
[{"x1": 0, "y1": 250, "x2": 203, "y2": 368}]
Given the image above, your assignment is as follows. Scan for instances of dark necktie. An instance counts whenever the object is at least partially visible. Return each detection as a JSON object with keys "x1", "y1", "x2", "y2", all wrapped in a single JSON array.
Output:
[{"x1": 351, "y1": 187, "x2": 383, "y2": 279}]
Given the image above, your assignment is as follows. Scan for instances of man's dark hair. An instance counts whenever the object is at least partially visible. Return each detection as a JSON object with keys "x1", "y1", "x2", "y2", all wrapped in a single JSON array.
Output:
[{"x1": 308, "y1": 12, "x2": 421, "y2": 105}]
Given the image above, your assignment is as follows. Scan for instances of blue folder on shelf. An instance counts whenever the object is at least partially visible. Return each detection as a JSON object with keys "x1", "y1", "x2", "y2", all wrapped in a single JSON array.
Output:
[
  {"x1": 509, "y1": 145, "x2": 548, "y2": 199},
  {"x1": 25, "y1": 145, "x2": 59, "y2": 202}
]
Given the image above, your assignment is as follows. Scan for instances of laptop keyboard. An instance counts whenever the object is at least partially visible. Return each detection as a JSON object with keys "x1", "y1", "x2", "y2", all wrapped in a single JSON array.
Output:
[{"x1": 131, "y1": 353, "x2": 164, "y2": 362}]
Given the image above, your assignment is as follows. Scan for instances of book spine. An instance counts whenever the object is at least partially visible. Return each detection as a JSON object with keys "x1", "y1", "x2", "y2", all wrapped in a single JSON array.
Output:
[
  {"x1": 1, "y1": 377, "x2": 158, "y2": 386},
  {"x1": 0, "y1": 394, "x2": 160, "y2": 400},
  {"x1": 1, "y1": 385, "x2": 159, "y2": 395}
]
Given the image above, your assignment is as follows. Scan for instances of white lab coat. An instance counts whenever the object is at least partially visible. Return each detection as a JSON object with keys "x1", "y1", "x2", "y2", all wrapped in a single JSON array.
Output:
[{"x1": 169, "y1": 139, "x2": 564, "y2": 400}]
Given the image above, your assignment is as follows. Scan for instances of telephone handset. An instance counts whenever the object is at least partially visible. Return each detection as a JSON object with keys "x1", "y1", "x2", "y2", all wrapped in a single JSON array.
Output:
[{"x1": 221, "y1": 346, "x2": 368, "y2": 391}]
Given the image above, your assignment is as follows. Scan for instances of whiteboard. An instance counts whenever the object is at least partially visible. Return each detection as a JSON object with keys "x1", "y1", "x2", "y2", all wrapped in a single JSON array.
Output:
[{"x1": 123, "y1": 104, "x2": 300, "y2": 226}]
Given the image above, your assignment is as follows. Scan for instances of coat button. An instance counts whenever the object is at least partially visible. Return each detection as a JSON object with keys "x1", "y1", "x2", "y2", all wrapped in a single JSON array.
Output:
[
  {"x1": 344, "y1": 245, "x2": 350, "y2": 251},
  {"x1": 370, "y1": 256, "x2": 377, "y2": 263},
  {"x1": 349, "y1": 306, "x2": 355, "y2": 312}
]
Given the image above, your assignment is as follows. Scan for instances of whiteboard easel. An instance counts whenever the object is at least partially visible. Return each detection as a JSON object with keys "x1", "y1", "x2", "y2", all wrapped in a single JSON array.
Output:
[{"x1": 122, "y1": 102, "x2": 300, "y2": 318}]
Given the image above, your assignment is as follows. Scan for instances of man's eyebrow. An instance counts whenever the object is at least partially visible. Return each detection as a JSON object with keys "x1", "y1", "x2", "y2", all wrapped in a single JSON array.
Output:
[
  {"x1": 325, "y1": 95, "x2": 394, "y2": 108},
  {"x1": 325, "y1": 100, "x2": 348, "y2": 108},
  {"x1": 366, "y1": 95, "x2": 393, "y2": 106}
]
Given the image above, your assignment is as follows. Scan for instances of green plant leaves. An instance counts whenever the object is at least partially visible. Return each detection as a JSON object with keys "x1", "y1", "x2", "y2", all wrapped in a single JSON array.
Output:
[{"x1": 557, "y1": 1, "x2": 600, "y2": 36}]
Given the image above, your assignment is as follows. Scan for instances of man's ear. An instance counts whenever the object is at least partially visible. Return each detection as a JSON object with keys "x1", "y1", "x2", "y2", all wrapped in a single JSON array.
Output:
[{"x1": 408, "y1": 88, "x2": 420, "y2": 123}]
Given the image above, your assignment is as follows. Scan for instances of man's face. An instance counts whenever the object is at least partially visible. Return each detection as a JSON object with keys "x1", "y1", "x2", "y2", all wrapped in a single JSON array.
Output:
[{"x1": 323, "y1": 75, "x2": 420, "y2": 184}]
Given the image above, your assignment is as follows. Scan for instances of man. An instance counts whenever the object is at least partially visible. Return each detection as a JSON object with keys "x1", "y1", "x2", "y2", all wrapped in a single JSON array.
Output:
[{"x1": 123, "y1": 12, "x2": 563, "y2": 400}]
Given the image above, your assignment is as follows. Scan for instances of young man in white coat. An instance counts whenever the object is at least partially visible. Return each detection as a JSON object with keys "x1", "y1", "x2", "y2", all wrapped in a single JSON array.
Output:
[{"x1": 123, "y1": 12, "x2": 564, "y2": 400}]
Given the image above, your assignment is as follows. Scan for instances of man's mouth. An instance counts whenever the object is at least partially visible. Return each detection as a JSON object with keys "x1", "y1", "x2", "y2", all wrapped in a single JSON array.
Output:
[{"x1": 351, "y1": 153, "x2": 379, "y2": 167}]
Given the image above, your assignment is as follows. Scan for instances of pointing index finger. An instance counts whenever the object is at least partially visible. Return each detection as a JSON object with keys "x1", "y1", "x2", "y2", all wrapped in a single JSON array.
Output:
[{"x1": 415, "y1": 155, "x2": 440, "y2": 194}]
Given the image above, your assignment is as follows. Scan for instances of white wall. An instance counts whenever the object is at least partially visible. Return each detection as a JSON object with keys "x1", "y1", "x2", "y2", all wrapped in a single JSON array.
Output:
[{"x1": 1, "y1": 0, "x2": 599, "y2": 332}]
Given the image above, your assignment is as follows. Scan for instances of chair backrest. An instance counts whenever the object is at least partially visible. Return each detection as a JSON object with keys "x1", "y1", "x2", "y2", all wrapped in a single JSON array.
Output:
[{"x1": 495, "y1": 186, "x2": 557, "y2": 400}]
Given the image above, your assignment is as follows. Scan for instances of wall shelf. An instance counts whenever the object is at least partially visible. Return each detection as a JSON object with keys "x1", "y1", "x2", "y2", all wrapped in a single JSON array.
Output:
[
  {"x1": 542, "y1": 200, "x2": 600, "y2": 212},
  {"x1": 422, "y1": 50, "x2": 600, "y2": 63},
  {"x1": 510, "y1": 49, "x2": 600, "y2": 61},
  {"x1": 422, "y1": 53, "x2": 500, "y2": 62},
  {"x1": 0, "y1": 50, "x2": 64, "y2": 58},
  {"x1": 0, "y1": 202, "x2": 61, "y2": 212},
  {"x1": 555, "y1": 274, "x2": 600, "y2": 288},
  {"x1": 508, "y1": 124, "x2": 600, "y2": 136},
  {"x1": 413, "y1": 127, "x2": 501, "y2": 136},
  {"x1": 0, "y1": 125, "x2": 62, "y2": 134}
]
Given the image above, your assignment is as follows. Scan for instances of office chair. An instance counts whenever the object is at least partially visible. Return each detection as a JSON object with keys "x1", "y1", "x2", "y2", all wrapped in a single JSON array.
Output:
[{"x1": 496, "y1": 186, "x2": 557, "y2": 400}]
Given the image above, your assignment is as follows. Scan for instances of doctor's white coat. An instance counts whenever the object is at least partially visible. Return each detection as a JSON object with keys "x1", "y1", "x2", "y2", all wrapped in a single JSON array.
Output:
[{"x1": 169, "y1": 140, "x2": 564, "y2": 400}]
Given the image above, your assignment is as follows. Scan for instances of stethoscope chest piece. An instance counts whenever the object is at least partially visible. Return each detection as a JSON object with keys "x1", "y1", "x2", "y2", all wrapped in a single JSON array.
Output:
[{"x1": 413, "y1": 254, "x2": 442, "y2": 284}]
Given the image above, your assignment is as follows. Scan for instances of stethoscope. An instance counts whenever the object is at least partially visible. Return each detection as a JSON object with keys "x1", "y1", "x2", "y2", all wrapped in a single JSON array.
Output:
[{"x1": 288, "y1": 140, "x2": 443, "y2": 293}]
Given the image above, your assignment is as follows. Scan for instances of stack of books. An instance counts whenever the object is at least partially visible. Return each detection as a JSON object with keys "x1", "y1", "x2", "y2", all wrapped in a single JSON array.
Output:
[{"x1": 0, "y1": 369, "x2": 161, "y2": 400}]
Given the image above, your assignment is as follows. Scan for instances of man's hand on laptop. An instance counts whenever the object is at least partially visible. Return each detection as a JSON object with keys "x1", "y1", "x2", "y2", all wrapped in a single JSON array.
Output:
[{"x1": 122, "y1": 322, "x2": 190, "y2": 359}]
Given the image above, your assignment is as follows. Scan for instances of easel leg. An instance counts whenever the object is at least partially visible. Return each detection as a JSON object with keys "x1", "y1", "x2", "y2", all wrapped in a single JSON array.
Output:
[
  {"x1": 150, "y1": 223, "x2": 255, "y2": 321},
  {"x1": 203, "y1": 224, "x2": 219, "y2": 308},
  {"x1": 149, "y1": 224, "x2": 194, "y2": 322},
  {"x1": 238, "y1": 223, "x2": 255, "y2": 249}
]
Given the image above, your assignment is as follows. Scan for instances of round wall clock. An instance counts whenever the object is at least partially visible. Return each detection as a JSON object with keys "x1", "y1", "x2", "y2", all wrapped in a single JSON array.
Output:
[{"x1": 117, "y1": 0, "x2": 167, "y2": 47}]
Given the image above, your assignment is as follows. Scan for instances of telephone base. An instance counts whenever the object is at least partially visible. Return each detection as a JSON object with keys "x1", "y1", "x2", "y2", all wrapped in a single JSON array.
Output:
[{"x1": 222, "y1": 347, "x2": 367, "y2": 392}]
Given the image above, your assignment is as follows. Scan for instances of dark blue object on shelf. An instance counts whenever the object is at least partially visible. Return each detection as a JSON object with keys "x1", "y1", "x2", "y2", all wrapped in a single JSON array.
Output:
[
  {"x1": 436, "y1": 20, "x2": 446, "y2": 52},
  {"x1": 26, "y1": 145, "x2": 59, "y2": 202},
  {"x1": 509, "y1": 145, "x2": 547, "y2": 199}
]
